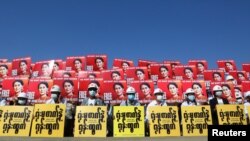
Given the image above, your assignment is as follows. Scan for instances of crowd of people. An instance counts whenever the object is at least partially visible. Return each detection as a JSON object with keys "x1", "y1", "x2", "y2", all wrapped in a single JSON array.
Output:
[{"x1": 0, "y1": 57, "x2": 250, "y2": 136}]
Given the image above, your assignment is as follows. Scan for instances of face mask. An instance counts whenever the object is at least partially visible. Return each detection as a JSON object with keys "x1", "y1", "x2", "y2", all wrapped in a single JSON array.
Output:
[
  {"x1": 89, "y1": 90, "x2": 97, "y2": 97},
  {"x1": 236, "y1": 99, "x2": 242, "y2": 103},
  {"x1": 18, "y1": 100, "x2": 26, "y2": 105},
  {"x1": 215, "y1": 91, "x2": 222, "y2": 97},
  {"x1": 128, "y1": 95, "x2": 135, "y2": 101},
  {"x1": 51, "y1": 94, "x2": 58, "y2": 101},
  {"x1": 156, "y1": 95, "x2": 163, "y2": 101},
  {"x1": 187, "y1": 95, "x2": 195, "y2": 101}
]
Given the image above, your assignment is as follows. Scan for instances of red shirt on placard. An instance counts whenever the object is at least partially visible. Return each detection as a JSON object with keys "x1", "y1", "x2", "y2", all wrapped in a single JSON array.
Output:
[
  {"x1": 12, "y1": 57, "x2": 31, "y2": 77},
  {"x1": 217, "y1": 60, "x2": 237, "y2": 72},
  {"x1": 53, "y1": 77, "x2": 79, "y2": 103},
  {"x1": 188, "y1": 60, "x2": 208, "y2": 75},
  {"x1": 101, "y1": 69, "x2": 124, "y2": 81},
  {"x1": 86, "y1": 55, "x2": 108, "y2": 71},
  {"x1": 27, "y1": 78, "x2": 53, "y2": 104},
  {"x1": 0, "y1": 62, "x2": 12, "y2": 79},
  {"x1": 204, "y1": 70, "x2": 225, "y2": 82},
  {"x1": 103, "y1": 80, "x2": 127, "y2": 104},
  {"x1": 130, "y1": 80, "x2": 154, "y2": 104},
  {"x1": 113, "y1": 59, "x2": 134, "y2": 73}
]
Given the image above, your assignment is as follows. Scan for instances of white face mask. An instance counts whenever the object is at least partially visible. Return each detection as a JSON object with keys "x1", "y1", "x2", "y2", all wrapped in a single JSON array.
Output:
[
  {"x1": 89, "y1": 90, "x2": 97, "y2": 97},
  {"x1": 18, "y1": 100, "x2": 26, "y2": 105},
  {"x1": 215, "y1": 91, "x2": 223, "y2": 97},
  {"x1": 156, "y1": 95, "x2": 163, "y2": 101}
]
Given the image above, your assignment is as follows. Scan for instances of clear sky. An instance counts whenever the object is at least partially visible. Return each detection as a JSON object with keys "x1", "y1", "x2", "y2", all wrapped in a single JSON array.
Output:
[{"x1": 0, "y1": 0, "x2": 249, "y2": 69}]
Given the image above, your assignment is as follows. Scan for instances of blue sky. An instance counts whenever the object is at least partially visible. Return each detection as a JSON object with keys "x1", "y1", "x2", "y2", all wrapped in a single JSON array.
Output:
[{"x1": 0, "y1": 0, "x2": 249, "y2": 69}]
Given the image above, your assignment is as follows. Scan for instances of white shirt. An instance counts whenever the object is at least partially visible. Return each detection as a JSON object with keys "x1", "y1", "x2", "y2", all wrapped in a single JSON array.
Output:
[
  {"x1": 217, "y1": 98, "x2": 224, "y2": 105},
  {"x1": 88, "y1": 99, "x2": 95, "y2": 106},
  {"x1": 0, "y1": 98, "x2": 6, "y2": 106},
  {"x1": 181, "y1": 101, "x2": 196, "y2": 106},
  {"x1": 146, "y1": 100, "x2": 167, "y2": 120}
]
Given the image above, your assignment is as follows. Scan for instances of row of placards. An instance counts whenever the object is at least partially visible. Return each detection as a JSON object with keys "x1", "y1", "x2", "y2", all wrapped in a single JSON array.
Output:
[{"x1": 0, "y1": 104, "x2": 249, "y2": 137}]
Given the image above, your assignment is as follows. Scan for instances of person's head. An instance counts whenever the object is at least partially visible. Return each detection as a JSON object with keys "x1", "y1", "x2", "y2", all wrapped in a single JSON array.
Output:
[
  {"x1": 185, "y1": 88, "x2": 195, "y2": 101},
  {"x1": 184, "y1": 67, "x2": 194, "y2": 79},
  {"x1": 153, "y1": 88, "x2": 164, "y2": 102},
  {"x1": 88, "y1": 83, "x2": 98, "y2": 97},
  {"x1": 197, "y1": 62, "x2": 205, "y2": 73},
  {"x1": 121, "y1": 61, "x2": 130, "y2": 71},
  {"x1": 88, "y1": 80, "x2": 100, "y2": 94},
  {"x1": 213, "y1": 72, "x2": 222, "y2": 81},
  {"x1": 12, "y1": 80, "x2": 24, "y2": 94},
  {"x1": 63, "y1": 72, "x2": 71, "y2": 78},
  {"x1": 19, "y1": 60, "x2": 28, "y2": 73},
  {"x1": 225, "y1": 62, "x2": 234, "y2": 71},
  {"x1": 168, "y1": 82, "x2": 179, "y2": 96},
  {"x1": 171, "y1": 63, "x2": 177, "y2": 71},
  {"x1": 126, "y1": 86, "x2": 136, "y2": 101},
  {"x1": 0, "y1": 64, "x2": 8, "y2": 76},
  {"x1": 38, "y1": 82, "x2": 49, "y2": 96},
  {"x1": 113, "y1": 82, "x2": 124, "y2": 96},
  {"x1": 50, "y1": 85, "x2": 61, "y2": 102},
  {"x1": 222, "y1": 84, "x2": 232, "y2": 98},
  {"x1": 74, "y1": 59, "x2": 82, "y2": 71},
  {"x1": 41, "y1": 63, "x2": 50, "y2": 76},
  {"x1": 140, "y1": 82, "x2": 151, "y2": 97},
  {"x1": 95, "y1": 57, "x2": 104, "y2": 71},
  {"x1": 17, "y1": 92, "x2": 28, "y2": 105},
  {"x1": 136, "y1": 69, "x2": 145, "y2": 80},
  {"x1": 63, "y1": 80, "x2": 74, "y2": 95},
  {"x1": 88, "y1": 73, "x2": 96, "y2": 79},
  {"x1": 226, "y1": 75, "x2": 237, "y2": 85},
  {"x1": 53, "y1": 62, "x2": 60, "y2": 71},
  {"x1": 237, "y1": 72, "x2": 246, "y2": 81},
  {"x1": 192, "y1": 82, "x2": 203, "y2": 96},
  {"x1": 213, "y1": 85, "x2": 223, "y2": 98},
  {"x1": 159, "y1": 66, "x2": 169, "y2": 78},
  {"x1": 234, "y1": 87, "x2": 243, "y2": 104},
  {"x1": 111, "y1": 71, "x2": 121, "y2": 81}
]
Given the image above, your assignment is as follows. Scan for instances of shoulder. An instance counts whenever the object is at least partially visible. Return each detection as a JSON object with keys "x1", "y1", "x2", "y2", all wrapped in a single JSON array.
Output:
[{"x1": 81, "y1": 98, "x2": 89, "y2": 105}]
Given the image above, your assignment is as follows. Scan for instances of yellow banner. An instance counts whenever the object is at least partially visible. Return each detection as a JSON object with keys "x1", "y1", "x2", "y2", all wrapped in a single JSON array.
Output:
[
  {"x1": 216, "y1": 104, "x2": 247, "y2": 125},
  {"x1": 148, "y1": 106, "x2": 180, "y2": 137},
  {"x1": 113, "y1": 106, "x2": 144, "y2": 137},
  {"x1": 30, "y1": 104, "x2": 66, "y2": 137},
  {"x1": 181, "y1": 105, "x2": 212, "y2": 136},
  {"x1": 74, "y1": 106, "x2": 107, "y2": 137},
  {"x1": 0, "y1": 106, "x2": 33, "y2": 136}
]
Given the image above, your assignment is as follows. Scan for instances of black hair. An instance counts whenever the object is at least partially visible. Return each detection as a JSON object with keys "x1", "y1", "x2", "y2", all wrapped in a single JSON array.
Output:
[
  {"x1": 111, "y1": 71, "x2": 121, "y2": 77},
  {"x1": 192, "y1": 82, "x2": 202, "y2": 89},
  {"x1": 140, "y1": 82, "x2": 150, "y2": 90},
  {"x1": 38, "y1": 81, "x2": 49, "y2": 89},
  {"x1": 63, "y1": 72, "x2": 72, "y2": 77},
  {"x1": 12, "y1": 79, "x2": 24, "y2": 87},
  {"x1": 168, "y1": 82, "x2": 178, "y2": 89},
  {"x1": 121, "y1": 61, "x2": 130, "y2": 66},
  {"x1": 74, "y1": 58, "x2": 82, "y2": 64},
  {"x1": 63, "y1": 80, "x2": 74, "y2": 87},
  {"x1": 19, "y1": 60, "x2": 28, "y2": 66},
  {"x1": 113, "y1": 82, "x2": 124, "y2": 90},
  {"x1": 184, "y1": 67, "x2": 193, "y2": 73},
  {"x1": 159, "y1": 66, "x2": 168, "y2": 72},
  {"x1": 135, "y1": 69, "x2": 145, "y2": 75},
  {"x1": 95, "y1": 57, "x2": 104, "y2": 63},
  {"x1": 0, "y1": 64, "x2": 8, "y2": 69}
]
